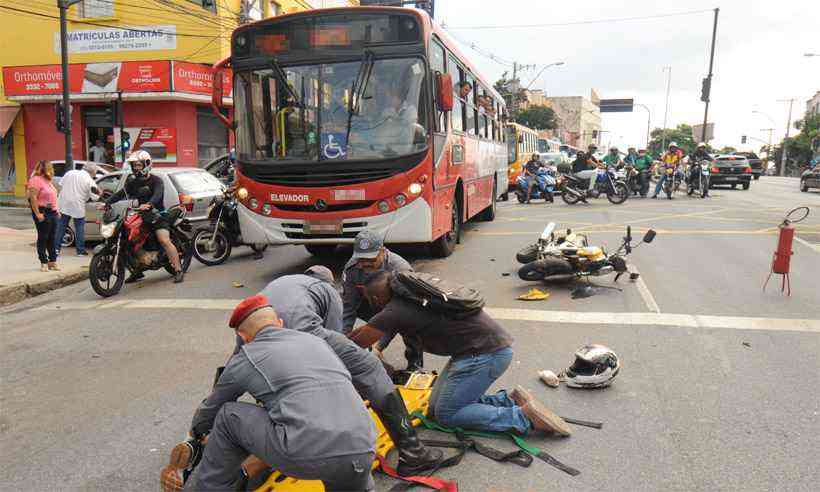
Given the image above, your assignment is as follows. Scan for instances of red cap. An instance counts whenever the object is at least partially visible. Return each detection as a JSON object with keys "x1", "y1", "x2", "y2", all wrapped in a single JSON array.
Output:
[{"x1": 228, "y1": 294, "x2": 271, "y2": 329}]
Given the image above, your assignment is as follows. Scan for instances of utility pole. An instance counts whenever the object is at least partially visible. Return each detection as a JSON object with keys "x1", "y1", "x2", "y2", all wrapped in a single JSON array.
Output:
[
  {"x1": 661, "y1": 66, "x2": 672, "y2": 153},
  {"x1": 700, "y1": 8, "x2": 719, "y2": 143},
  {"x1": 761, "y1": 128, "x2": 774, "y2": 161},
  {"x1": 58, "y1": 0, "x2": 83, "y2": 169},
  {"x1": 636, "y1": 103, "x2": 651, "y2": 148},
  {"x1": 778, "y1": 98, "x2": 795, "y2": 176}
]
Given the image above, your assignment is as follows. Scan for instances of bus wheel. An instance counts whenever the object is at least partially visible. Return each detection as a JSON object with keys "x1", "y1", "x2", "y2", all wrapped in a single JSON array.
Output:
[
  {"x1": 431, "y1": 199, "x2": 460, "y2": 257},
  {"x1": 304, "y1": 244, "x2": 337, "y2": 257},
  {"x1": 478, "y1": 180, "x2": 497, "y2": 222}
]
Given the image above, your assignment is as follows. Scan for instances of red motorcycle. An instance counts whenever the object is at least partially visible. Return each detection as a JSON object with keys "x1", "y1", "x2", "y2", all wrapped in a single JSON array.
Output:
[{"x1": 89, "y1": 203, "x2": 193, "y2": 297}]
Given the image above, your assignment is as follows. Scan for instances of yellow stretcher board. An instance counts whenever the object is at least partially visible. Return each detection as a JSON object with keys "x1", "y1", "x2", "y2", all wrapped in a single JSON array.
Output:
[{"x1": 254, "y1": 382, "x2": 434, "y2": 492}]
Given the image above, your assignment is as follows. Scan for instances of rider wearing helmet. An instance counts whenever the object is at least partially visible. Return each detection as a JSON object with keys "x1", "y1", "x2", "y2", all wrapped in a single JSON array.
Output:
[
  {"x1": 651, "y1": 142, "x2": 683, "y2": 199},
  {"x1": 104, "y1": 150, "x2": 185, "y2": 283},
  {"x1": 586, "y1": 144, "x2": 601, "y2": 164},
  {"x1": 602, "y1": 147, "x2": 623, "y2": 168},
  {"x1": 522, "y1": 153, "x2": 543, "y2": 203},
  {"x1": 624, "y1": 147, "x2": 638, "y2": 166},
  {"x1": 688, "y1": 143, "x2": 712, "y2": 197}
]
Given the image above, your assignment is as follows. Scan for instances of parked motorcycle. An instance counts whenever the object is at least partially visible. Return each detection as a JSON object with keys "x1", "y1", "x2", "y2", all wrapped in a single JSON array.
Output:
[
  {"x1": 89, "y1": 202, "x2": 193, "y2": 297},
  {"x1": 661, "y1": 167, "x2": 675, "y2": 199},
  {"x1": 560, "y1": 166, "x2": 629, "y2": 205},
  {"x1": 515, "y1": 167, "x2": 555, "y2": 203},
  {"x1": 687, "y1": 159, "x2": 710, "y2": 198},
  {"x1": 516, "y1": 222, "x2": 656, "y2": 282},
  {"x1": 193, "y1": 188, "x2": 268, "y2": 266}
]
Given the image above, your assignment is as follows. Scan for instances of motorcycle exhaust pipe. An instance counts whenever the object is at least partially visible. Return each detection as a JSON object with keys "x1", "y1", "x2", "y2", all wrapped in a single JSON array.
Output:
[{"x1": 591, "y1": 265, "x2": 615, "y2": 276}]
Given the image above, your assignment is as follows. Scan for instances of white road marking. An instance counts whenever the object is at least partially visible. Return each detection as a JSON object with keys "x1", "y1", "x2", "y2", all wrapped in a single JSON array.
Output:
[
  {"x1": 631, "y1": 266, "x2": 660, "y2": 313},
  {"x1": 35, "y1": 299, "x2": 820, "y2": 334},
  {"x1": 795, "y1": 236, "x2": 820, "y2": 254}
]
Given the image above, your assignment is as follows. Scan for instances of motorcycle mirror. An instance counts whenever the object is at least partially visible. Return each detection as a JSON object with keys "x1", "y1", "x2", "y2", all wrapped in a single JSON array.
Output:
[{"x1": 643, "y1": 229, "x2": 657, "y2": 243}]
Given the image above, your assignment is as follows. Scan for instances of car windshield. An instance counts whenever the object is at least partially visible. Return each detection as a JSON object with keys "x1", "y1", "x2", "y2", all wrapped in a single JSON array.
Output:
[{"x1": 234, "y1": 57, "x2": 428, "y2": 163}]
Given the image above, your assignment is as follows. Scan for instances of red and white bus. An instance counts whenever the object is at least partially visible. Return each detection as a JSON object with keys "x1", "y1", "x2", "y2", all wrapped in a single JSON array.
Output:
[{"x1": 212, "y1": 6, "x2": 508, "y2": 257}]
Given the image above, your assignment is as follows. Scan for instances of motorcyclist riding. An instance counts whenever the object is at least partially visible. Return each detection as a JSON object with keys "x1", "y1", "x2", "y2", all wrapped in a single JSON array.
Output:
[
  {"x1": 651, "y1": 142, "x2": 683, "y2": 199},
  {"x1": 624, "y1": 147, "x2": 638, "y2": 166},
  {"x1": 688, "y1": 142, "x2": 712, "y2": 197},
  {"x1": 522, "y1": 153, "x2": 542, "y2": 203},
  {"x1": 572, "y1": 150, "x2": 597, "y2": 197},
  {"x1": 104, "y1": 150, "x2": 185, "y2": 283},
  {"x1": 586, "y1": 144, "x2": 601, "y2": 164},
  {"x1": 633, "y1": 148, "x2": 653, "y2": 197},
  {"x1": 602, "y1": 147, "x2": 623, "y2": 168}
]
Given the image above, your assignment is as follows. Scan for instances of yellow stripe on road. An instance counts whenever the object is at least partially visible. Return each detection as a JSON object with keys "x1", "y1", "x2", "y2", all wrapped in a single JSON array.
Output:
[{"x1": 35, "y1": 299, "x2": 820, "y2": 334}]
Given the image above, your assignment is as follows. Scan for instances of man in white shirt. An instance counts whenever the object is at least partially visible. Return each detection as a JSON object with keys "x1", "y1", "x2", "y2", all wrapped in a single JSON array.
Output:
[
  {"x1": 55, "y1": 164, "x2": 100, "y2": 257},
  {"x1": 89, "y1": 139, "x2": 106, "y2": 163}
]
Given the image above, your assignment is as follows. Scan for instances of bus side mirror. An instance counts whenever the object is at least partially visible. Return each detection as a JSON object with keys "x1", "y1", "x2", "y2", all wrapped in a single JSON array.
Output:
[
  {"x1": 211, "y1": 64, "x2": 234, "y2": 129},
  {"x1": 436, "y1": 72, "x2": 453, "y2": 112}
]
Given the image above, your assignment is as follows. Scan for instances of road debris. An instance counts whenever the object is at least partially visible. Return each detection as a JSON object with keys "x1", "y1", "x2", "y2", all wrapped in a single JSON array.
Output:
[
  {"x1": 232, "y1": 281, "x2": 244, "y2": 288},
  {"x1": 538, "y1": 370, "x2": 560, "y2": 387},
  {"x1": 517, "y1": 288, "x2": 549, "y2": 301}
]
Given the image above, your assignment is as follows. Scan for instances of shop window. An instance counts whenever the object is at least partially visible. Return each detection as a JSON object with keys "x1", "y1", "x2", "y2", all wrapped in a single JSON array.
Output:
[{"x1": 78, "y1": 0, "x2": 113, "y2": 18}]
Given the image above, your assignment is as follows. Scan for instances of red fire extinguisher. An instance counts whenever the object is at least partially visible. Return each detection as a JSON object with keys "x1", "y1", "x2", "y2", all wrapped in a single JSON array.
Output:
[{"x1": 763, "y1": 207, "x2": 810, "y2": 296}]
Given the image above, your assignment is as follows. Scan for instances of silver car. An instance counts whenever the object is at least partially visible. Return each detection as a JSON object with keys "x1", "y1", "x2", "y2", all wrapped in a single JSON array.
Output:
[{"x1": 61, "y1": 167, "x2": 225, "y2": 247}]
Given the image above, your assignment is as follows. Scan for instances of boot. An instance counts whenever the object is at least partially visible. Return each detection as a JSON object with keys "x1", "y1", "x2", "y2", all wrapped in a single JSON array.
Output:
[
  {"x1": 373, "y1": 390, "x2": 443, "y2": 476},
  {"x1": 160, "y1": 438, "x2": 203, "y2": 492}
]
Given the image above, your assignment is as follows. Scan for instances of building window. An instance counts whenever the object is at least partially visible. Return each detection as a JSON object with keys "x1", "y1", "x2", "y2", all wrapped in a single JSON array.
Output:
[
  {"x1": 270, "y1": 1, "x2": 281, "y2": 16},
  {"x1": 78, "y1": 0, "x2": 113, "y2": 18}
]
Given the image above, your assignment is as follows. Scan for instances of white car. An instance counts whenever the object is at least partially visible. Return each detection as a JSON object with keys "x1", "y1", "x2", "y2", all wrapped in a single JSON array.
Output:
[{"x1": 60, "y1": 167, "x2": 225, "y2": 247}]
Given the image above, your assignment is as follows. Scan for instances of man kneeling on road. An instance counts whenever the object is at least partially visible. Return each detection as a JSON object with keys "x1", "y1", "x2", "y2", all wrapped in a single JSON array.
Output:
[
  {"x1": 349, "y1": 271, "x2": 572, "y2": 437},
  {"x1": 163, "y1": 295, "x2": 377, "y2": 491}
]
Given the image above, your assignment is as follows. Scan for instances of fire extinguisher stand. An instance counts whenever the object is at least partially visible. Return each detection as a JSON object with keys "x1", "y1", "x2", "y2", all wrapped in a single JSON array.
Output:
[{"x1": 763, "y1": 206, "x2": 810, "y2": 296}]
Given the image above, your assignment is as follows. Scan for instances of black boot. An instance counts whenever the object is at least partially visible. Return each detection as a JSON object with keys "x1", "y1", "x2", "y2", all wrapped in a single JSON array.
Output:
[
  {"x1": 404, "y1": 337, "x2": 424, "y2": 372},
  {"x1": 373, "y1": 391, "x2": 443, "y2": 476}
]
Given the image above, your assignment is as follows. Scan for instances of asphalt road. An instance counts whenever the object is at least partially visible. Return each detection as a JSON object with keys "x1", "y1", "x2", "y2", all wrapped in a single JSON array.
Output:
[{"x1": 1, "y1": 177, "x2": 819, "y2": 491}]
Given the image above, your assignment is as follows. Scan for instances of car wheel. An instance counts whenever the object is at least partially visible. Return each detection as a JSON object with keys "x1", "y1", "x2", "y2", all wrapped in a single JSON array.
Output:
[
  {"x1": 304, "y1": 244, "x2": 337, "y2": 257},
  {"x1": 801, "y1": 180, "x2": 809, "y2": 192},
  {"x1": 731, "y1": 184, "x2": 737, "y2": 189},
  {"x1": 62, "y1": 225, "x2": 75, "y2": 248},
  {"x1": 754, "y1": 175, "x2": 760, "y2": 180}
]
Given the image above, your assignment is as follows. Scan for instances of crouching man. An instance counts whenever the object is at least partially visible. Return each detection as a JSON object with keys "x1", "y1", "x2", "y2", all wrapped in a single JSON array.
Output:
[
  {"x1": 168, "y1": 295, "x2": 377, "y2": 491},
  {"x1": 349, "y1": 272, "x2": 572, "y2": 437}
]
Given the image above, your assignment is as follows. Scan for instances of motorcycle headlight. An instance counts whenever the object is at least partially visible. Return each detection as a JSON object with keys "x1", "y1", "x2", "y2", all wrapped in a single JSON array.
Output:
[{"x1": 100, "y1": 222, "x2": 116, "y2": 238}]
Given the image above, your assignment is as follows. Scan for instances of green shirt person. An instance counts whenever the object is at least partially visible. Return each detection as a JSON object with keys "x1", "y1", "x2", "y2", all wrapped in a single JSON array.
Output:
[{"x1": 633, "y1": 150, "x2": 653, "y2": 171}]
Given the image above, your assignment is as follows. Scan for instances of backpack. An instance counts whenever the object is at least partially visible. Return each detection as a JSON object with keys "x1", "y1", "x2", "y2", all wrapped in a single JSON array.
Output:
[{"x1": 390, "y1": 271, "x2": 485, "y2": 319}]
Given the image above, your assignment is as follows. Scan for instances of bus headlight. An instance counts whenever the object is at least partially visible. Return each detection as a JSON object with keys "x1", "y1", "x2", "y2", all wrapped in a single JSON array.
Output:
[
  {"x1": 249, "y1": 198, "x2": 259, "y2": 210},
  {"x1": 394, "y1": 194, "x2": 407, "y2": 207},
  {"x1": 100, "y1": 222, "x2": 116, "y2": 238},
  {"x1": 377, "y1": 200, "x2": 390, "y2": 213},
  {"x1": 261, "y1": 203, "x2": 272, "y2": 215},
  {"x1": 408, "y1": 183, "x2": 422, "y2": 195}
]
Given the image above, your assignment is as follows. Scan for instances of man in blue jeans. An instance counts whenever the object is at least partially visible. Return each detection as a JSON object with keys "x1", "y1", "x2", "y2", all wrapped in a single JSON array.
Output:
[
  {"x1": 348, "y1": 272, "x2": 571, "y2": 437},
  {"x1": 54, "y1": 163, "x2": 99, "y2": 257}
]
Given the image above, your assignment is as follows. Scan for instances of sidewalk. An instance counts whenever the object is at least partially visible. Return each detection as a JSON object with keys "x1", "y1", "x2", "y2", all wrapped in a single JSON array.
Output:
[
  {"x1": 0, "y1": 227, "x2": 90, "y2": 307},
  {"x1": 0, "y1": 196, "x2": 28, "y2": 208}
]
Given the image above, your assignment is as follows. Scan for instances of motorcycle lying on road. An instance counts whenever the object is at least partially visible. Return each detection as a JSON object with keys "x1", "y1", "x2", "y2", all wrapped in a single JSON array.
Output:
[
  {"x1": 559, "y1": 166, "x2": 629, "y2": 205},
  {"x1": 89, "y1": 202, "x2": 193, "y2": 297},
  {"x1": 193, "y1": 188, "x2": 267, "y2": 266},
  {"x1": 516, "y1": 222, "x2": 656, "y2": 282},
  {"x1": 687, "y1": 159, "x2": 711, "y2": 198},
  {"x1": 515, "y1": 167, "x2": 555, "y2": 203}
]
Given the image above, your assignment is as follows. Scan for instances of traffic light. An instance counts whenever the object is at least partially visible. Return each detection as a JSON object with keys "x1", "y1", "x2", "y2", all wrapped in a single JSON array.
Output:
[
  {"x1": 700, "y1": 77, "x2": 711, "y2": 103},
  {"x1": 55, "y1": 101, "x2": 66, "y2": 133},
  {"x1": 741, "y1": 135, "x2": 747, "y2": 144}
]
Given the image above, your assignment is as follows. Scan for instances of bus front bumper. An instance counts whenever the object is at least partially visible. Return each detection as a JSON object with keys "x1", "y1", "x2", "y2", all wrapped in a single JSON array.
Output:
[{"x1": 237, "y1": 198, "x2": 433, "y2": 245}]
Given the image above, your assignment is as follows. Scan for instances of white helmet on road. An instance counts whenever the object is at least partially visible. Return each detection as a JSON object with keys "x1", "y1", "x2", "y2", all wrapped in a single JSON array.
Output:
[{"x1": 563, "y1": 344, "x2": 620, "y2": 388}]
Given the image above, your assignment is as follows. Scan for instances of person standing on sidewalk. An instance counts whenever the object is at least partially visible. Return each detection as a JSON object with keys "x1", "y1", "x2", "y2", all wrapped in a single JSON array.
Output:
[
  {"x1": 27, "y1": 160, "x2": 60, "y2": 272},
  {"x1": 55, "y1": 163, "x2": 100, "y2": 257}
]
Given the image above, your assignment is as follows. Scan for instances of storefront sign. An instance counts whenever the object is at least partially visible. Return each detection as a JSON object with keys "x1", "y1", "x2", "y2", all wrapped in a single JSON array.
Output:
[
  {"x1": 115, "y1": 127, "x2": 177, "y2": 163},
  {"x1": 53, "y1": 25, "x2": 177, "y2": 55},
  {"x1": 3, "y1": 62, "x2": 172, "y2": 96},
  {"x1": 172, "y1": 61, "x2": 233, "y2": 97}
]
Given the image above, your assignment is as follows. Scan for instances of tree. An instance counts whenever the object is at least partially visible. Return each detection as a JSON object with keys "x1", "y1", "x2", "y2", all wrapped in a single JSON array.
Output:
[
  {"x1": 515, "y1": 105, "x2": 557, "y2": 130},
  {"x1": 770, "y1": 112, "x2": 820, "y2": 175},
  {"x1": 718, "y1": 146, "x2": 737, "y2": 154},
  {"x1": 648, "y1": 124, "x2": 697, "y2": 157}
]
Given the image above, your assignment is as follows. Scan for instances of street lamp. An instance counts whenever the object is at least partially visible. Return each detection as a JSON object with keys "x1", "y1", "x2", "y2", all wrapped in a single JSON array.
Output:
[
  {"x1": 635, "y1": 103, "x2": 651, "y2": 149},
  {"x1": 660, "y1": 66, "x2": 672, "y2": 152},
  {"x1": 525, "y1": 62, "x2": 565, "y2": 90},
  {"x1": 752, "y1": 110, "x2": 776, "y2": 167}
]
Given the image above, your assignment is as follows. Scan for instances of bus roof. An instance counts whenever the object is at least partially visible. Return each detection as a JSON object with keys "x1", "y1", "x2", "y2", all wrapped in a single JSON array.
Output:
[
  {"x1": 505, "y1": 122, "x2": 539, "y2": 134},
  {"x1": 232, "y1": 6, "x2": 506, "y2": 110}
]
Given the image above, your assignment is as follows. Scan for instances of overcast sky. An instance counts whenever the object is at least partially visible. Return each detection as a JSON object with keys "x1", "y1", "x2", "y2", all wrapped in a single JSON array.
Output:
[{"x1": 436, "y1": 0, "x2": 820, "y2": 151}]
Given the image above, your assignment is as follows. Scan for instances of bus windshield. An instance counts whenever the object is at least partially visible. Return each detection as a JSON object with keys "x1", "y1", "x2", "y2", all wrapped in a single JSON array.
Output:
[{"x1": 234, "y1": 57, "x2": 428, "y2": 163}]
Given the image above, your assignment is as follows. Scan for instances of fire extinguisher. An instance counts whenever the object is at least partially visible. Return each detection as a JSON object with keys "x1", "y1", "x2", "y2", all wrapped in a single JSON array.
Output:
[{"x1": 763, "y1": 206, "x2": 810, "y2": 296}]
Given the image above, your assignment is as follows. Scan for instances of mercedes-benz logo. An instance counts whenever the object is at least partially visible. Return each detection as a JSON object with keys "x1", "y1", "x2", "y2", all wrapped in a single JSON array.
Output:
[{"x1": 315, "y1": 199, "x2": 328, "y2": 211}]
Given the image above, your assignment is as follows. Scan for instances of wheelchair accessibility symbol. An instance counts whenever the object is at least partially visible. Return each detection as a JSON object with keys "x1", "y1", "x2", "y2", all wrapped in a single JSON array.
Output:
[{"x1": 322, "y1": 133, "x2": 347, "y2": 160}]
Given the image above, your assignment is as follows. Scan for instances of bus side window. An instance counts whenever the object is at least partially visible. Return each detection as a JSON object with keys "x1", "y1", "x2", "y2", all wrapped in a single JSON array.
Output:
[{"x1": 431, "y1": 39, "x2": 447, "y2": 133}]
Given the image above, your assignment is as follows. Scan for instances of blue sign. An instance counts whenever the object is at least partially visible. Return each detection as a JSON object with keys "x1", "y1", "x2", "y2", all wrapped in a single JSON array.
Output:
[{"x1": 321, "y1": 132, "x2": 348, "y2": 160}]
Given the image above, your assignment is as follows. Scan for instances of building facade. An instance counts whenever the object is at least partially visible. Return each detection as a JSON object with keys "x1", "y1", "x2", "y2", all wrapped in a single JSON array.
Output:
[
  {"x1": 544, "y1": 93, "x2": 601, "y2": 150},
  {"x1": 807, "y1": 90, "x2": 820, "y2": 116},
  {"x1": 0, "y1": 0, "x2": 356, "y2": 197}
]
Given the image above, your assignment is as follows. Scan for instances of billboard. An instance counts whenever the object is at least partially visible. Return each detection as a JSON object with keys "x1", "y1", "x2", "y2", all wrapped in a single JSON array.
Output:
[
  {"x1": 114, "y1": 127, "x2": 177, "y2": 163},
  {"x1": 599, "y1": 98, "x2": 634, "y2": 112},
  {"x1": 2, "y1": 61, "x2": 171, "y2": 96},
  {"x1": 172, "y1": 61, "x2": 233, "y2": 97},
  {"x1": 53, "y1": 25, "x2": 177, "y2": 55}
]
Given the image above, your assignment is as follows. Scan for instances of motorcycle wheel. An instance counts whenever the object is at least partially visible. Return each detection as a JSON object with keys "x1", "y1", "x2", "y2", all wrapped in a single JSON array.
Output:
[
  {"x1": 516, "y1": 191, "x2": 527, "y2": 203},
  {"x1": 700, "y1": 181, "x2": 708, "y2": 198},
  {"x1": 193, "y1": 228, "x2": 232, "y2": 266},
  {"x1": 250, "y1": 243, "x2": 268, "y2": 254},
  {"x1": 89, "y1": 250, "x2": 125, "y2": 298},
  {"x1": 607, "y1": 182, "x2": 629, "y2": 204},
  {"x1": 516, "y1": 243, "x2": 539, "y2": 264},
  {"x1": 518, "y1": 261, "x2": 547, "y2": 281},
  {"x1": 561, "y1": 188, "x2": 582, "y2": 205}
]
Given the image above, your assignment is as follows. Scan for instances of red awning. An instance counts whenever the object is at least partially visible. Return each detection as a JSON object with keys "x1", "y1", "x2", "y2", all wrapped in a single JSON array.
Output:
[{"x1": 0, "y1": 106, "x2": 20, "y2": 138}]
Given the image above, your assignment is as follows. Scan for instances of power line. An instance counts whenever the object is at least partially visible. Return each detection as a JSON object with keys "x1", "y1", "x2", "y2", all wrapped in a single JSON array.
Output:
[
  {"x1": 445, "y1": 8, "x2": 714, "y2": 30},
  {"x1": 442, "y1": 28, "x2": 515, "y2": 67},
  {"x1": 0, "y1": 4, "x2": 227, "y2": 38}
]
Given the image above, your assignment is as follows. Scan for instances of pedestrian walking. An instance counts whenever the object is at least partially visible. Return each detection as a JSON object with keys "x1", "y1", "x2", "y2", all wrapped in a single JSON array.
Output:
[
  {"x1": 55, "y1": 163, "x2": 100, "y2": 257},
  {"x1": 26, "y1": 160, "x2": 60, "y2": 272}
]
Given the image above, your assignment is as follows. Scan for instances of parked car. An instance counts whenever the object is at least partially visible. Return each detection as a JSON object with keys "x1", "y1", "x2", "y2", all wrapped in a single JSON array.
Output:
[
  {"x1": 51, "y1": 160, "x2": 112, "y2": 187},
  {"x1": 709, "y1": 155, "x2": 753, "y2": 190},
  {"x1": 538, "y1": 151, "x2": 571, "y2": 173},
  {"x1": 204, "y1": 153, "x2": 234, "y2": 185},
  {"x1": 734, "y1": 152, "x2": 763, "y2": 180},
  {"x1": 800, "y1": 163, "x2": 820, "y2": 192},
  {"x1": 60, "y1": 167, "x2": 226, "y2": 247}
]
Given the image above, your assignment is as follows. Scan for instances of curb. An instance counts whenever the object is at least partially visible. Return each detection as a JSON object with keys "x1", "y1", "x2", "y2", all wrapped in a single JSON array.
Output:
[
  {"x1": 0, "y1": 268, "x2": 89, "y2": 307},
  {"x1": 0, "y1": 200, "x2": 28, "y2": 208}
]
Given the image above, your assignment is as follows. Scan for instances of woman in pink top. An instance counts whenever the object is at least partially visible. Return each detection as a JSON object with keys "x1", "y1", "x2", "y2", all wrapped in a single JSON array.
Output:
[{"x1": 27, "y1": 160, "x2": 60, "y2": 271}]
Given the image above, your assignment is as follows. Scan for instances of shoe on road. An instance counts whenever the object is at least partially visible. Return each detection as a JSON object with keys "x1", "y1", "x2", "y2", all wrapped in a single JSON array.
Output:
[
  {"x1": 125, "y1": 271, "x2": 145, "y2": 284},
  {"x1": 511, "y1": 385, "x2": 571, "y2": 437}
]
